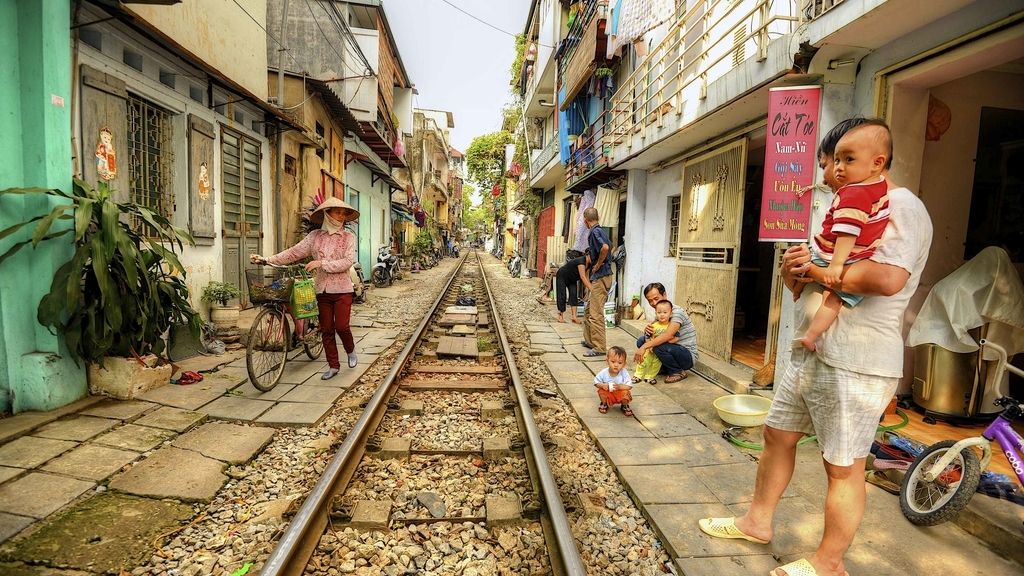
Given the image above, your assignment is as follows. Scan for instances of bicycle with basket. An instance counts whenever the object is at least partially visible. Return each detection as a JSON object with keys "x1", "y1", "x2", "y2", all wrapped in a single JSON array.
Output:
[{"x1": 244, "y1": 262, "x2": 322, "y2": 392}]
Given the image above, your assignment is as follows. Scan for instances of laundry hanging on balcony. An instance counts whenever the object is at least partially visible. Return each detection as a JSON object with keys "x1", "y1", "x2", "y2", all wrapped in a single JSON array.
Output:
[
  {"x1": 572, "y1": 188, "x2": 598, "y2": 252},
  {"x1": 607, "y1": 0, "x2": 675, "y2": 59}
]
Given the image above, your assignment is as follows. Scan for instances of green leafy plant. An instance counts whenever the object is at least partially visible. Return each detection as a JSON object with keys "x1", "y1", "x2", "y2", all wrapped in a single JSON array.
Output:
[
  {"x1": 201, "y1": 281, "x2": 241, "y2": 307},
  {"x1": 595, "y1": 66, "x2": 614, "y2": 79},
  {"x1": 0, "y1": 179, "x2": 200, "y2": 365}
]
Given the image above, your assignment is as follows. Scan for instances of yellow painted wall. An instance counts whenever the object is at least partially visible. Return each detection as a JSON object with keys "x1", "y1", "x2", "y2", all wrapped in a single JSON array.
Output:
[{"x1": 129, "y1": 0, "x2": 268, "y2": 99}]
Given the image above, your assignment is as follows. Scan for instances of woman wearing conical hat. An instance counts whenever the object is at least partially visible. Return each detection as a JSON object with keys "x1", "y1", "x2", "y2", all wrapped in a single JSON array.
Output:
[{"x1": 251, "y1": 197, "x2": 360, "y2": 380}]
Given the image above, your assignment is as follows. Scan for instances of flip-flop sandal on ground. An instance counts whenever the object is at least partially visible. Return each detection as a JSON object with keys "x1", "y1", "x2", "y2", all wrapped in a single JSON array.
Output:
[
  {"x1": 698, "y1": 517, "x2": 770, "y2": 544},
  {"x1": 664, "y1": 372, "x2": 688, "y2": 383},
  {"x1": 583, "y1": 350, "x2": 605, "y2": 357},
  {"x1": 598, "y1": 403, "x2": 609, "y2": 414},
  {"x1": 622, "y1": 405, "x2": 634, "y2": 416},
  {"x1": 769, "y1": 558, "x2": 849, "y2": 576}
]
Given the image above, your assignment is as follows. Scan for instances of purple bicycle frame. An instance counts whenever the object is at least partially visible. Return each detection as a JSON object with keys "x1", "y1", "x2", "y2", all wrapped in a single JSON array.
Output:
[{"x1": 983, "y1": 414, "x2": 1024, "y2": 486}]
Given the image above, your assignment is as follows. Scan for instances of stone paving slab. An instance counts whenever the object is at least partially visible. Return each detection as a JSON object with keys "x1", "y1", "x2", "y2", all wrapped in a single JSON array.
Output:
[
  {"x1": 362, "y1": 345, "x2": 390, "y2": 354},
  {"x1": 628, "y1": 395, "x2": 688, "y2": 417},
  {"x1": 693, "y1": 461, "x2": 796, "y2": 505},
  {"x1": 279, "y1": 360, "x2": 328, "y2": 384},
  {"x1": 528, "y1": 332, "x2": 562, "y2": 345},
  {"x1": 0, "y1": 511, "x2": 33, "y2": 542},
  {"x1": 726, "y1": 497, "x2": 826, "y2": 558},
  {"x1": 543, "y1": 361, "x2": 595, "y2": 384},
  {"x1": 1, "y1": 493, "x2": 194, "y2": 574},
  {"x1": 133, "y1": 407, "x2": 205, "y2": 433},
  {"x1": 556, "y1": 383, "x2": 599, "y2": 400},
  {"x1": 92, "y1": 424, "x2": 175, "y2": 453},
  {"x1": 307, "y1": 358, "x2": 375, "y2": 389},
  {"x1": 80, "y1": 400, "x2": 156, "y2": 421},
  {"x1": 675, "y1": 555, "x2": 781, "y2": 576},
  {"x1": 256, "y1": 402, "x2": 333, "y2": 426},
  {"x1": 569, "y1": 396, "x2": 620, "y2": 418},
  {"x1": 562, "y1": 343, "x2": 593, "y2": 358},
  {"x1": 594, "y1": 437, "x2": 690, "y2": 465},
  {"x1": 549, "y1": 323, "x2": 583, "y2": 337},
  {"x1": 528, "y1": 344, "x2": 565, "y2": 355},
  {"x1": 0, "y1": 466, "x2": 22, "y2": 484},
  {"x1": 107, "y1": 446, "x2": 225, "y2": 502},
  {"x1": 635, "y1": 414, "x2": 706, "y2": 438},
  {"x1": 40, "y1": 444, "x2": 138, "y2": 481},
  {"x1": 625, "y1": 382, "x2": 660, "y2": 397},
  {"x1": 137, "y1": 382, "x2": 226, "y2": 410},
  {"x1": 618, "y1": 465, "x2": 720, "y2": 504},
  {"x1": 646, "y1": 502, "x2": 765, "y2": 558},
  {"x1": 0, "y1": 437, "x2": 77, "y2": 469},
  {"x1": 31, "y1": 416, "x2": 118, "y2": 442},
  {"x1": 537, "y1": 352, "x2": 575, "y2": 363},
  {"x1": 199, "y1": 396, "x2": 275, "y2": 422},
  {"x1": 172, "y1": 423, "x2": 275, "y2": 464},
  {"x1": 0, "y1": 472, "x2": 94, "y2": 518},
  {"x1": 582, "y1": 416, "x2": 654, "y2": 438},
  {"x1": 524, "y1": 323, "x2": 554, "y2": 332},
  {"x1": 197, "y1": 369, "x2": 249, "y2": 390},
  {"x1": 0, "y1": 397, "x2": 103, "y2": 445},
  {"x1": 278, "y1": 385, "x2": 344, "y2": 404},
  {"x1": 230, "y1": 381, "x2": 297, "y2": 401}
]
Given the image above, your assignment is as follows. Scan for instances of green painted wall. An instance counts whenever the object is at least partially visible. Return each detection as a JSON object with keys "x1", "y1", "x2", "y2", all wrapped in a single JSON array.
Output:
[{"x1": 0, "y1": 0, "x2": 86, "y2": 413}]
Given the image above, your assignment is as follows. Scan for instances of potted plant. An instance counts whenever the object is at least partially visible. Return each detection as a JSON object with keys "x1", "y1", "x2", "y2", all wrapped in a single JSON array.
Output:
[
  {"x1": 201, "y1": 281, "x2": 241, "y2": 333},
  {"x1": 0, "y1": 179, "x2": 200, "y2": 399}
]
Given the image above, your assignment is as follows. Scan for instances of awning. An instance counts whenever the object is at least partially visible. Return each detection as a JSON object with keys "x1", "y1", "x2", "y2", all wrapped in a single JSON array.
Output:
[
  {"x1": 348, "y1": 137, "x2": 403, "y2": 190},
  {"x1": 391, "y1": 204, "x2": 416, "y2": 223}
]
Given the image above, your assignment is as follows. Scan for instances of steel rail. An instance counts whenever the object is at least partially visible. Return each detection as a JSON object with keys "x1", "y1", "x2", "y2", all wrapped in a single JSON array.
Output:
[
  {"x1": 260, "y1": 253, "x2": 468, "y2": 576},
  {"x1": 477, "y1": 252, "x2": 587, "y2": 575}
]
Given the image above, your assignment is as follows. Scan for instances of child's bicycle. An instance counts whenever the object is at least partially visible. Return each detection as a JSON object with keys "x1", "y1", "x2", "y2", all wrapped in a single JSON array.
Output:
[
  {"x1": 899, "y1": 340, "x2": 1024, "y2": 525},
  {"x1": 244, "y1": 263, "x2": 322, "y2": 392}
]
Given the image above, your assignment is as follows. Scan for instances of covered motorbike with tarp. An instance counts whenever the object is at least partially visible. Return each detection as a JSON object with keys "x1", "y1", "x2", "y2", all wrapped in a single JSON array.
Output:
[{"x1": 907, "y1": 247, "x2": 1024, "y2": 418}]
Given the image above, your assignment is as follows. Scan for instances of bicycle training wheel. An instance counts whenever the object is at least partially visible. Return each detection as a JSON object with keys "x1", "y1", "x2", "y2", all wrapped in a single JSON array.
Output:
[
  {"x1": 303, "y1": 315, "x2": 324, "y2": 360},
  {"x1": 247, "y1": 308, "x2": 288, "y2": 392},
  {"x1": 899, "y1": 439, "x2": 981, "y2": 526}
]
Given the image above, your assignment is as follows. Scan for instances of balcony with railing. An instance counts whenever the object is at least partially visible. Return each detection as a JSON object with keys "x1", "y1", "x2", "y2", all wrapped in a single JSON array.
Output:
[
  {"x1": 530, "y1": 135, "x2": 559, "y2": 182},
  {"x1": 566, "y1": 109, "x2": 622, "y2": 191},
  {"x1": 608, "y1": 0, "x2": 802, "y2": 163},
  {"x1": 557, "y1": 0, "x2": 609, "y2": 108}
]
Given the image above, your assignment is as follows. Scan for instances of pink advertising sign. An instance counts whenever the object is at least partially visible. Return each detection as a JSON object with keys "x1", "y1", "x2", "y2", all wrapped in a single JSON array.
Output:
[{"x1": 758, "y1": 86, "x2": 821, "y2": 242}]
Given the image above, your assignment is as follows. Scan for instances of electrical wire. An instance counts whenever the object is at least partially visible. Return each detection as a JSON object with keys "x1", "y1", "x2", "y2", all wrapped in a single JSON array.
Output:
[
  {"x1": 230, "y1": 0, "x2": 305, "y2": 72},
  {"x1": 434, "y1": 0, "x2": 554, "y2": 48}
]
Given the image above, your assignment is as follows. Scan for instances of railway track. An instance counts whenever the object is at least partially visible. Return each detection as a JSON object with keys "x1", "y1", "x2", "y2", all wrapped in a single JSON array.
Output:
[{"x1": 259, "y1": 251, "x2": 584, "y2": 576}]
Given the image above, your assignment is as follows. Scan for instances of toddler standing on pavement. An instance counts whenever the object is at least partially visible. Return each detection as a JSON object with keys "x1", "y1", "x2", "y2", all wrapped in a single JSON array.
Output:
[
  {"x1": 799, "y1": 124, "x2": 891, "y2": 351},
  {"x1": 594, "y1": 346, "x2": 634, "y2": 416},
  {"x1": 633, "y1": 300, "x2": 679, "y2": 383}
]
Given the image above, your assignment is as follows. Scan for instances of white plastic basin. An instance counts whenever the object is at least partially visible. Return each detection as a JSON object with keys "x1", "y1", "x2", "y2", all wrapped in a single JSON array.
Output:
[{"x1": 713, "y1": 394, "x2": 773, "y2": 427}]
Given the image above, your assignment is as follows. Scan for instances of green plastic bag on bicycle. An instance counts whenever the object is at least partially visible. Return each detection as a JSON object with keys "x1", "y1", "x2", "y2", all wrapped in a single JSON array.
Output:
[{"x1": 291, "y1": 275, "x2": 318, "y2": 319}]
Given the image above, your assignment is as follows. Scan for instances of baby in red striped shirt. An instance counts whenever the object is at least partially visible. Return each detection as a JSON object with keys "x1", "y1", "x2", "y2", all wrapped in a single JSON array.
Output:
[{"x1": 800, "y1": 124, "x2": 891, "y2": 351}]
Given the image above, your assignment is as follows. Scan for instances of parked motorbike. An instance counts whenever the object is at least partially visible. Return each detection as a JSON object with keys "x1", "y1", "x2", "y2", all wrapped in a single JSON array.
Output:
[
  {"x1": 371, "y1": 245, "x2": 401, "y2": 287},
  {"x1": 350, "y1": 262, "x2": 366, "y2": 304},
  {"x1": 507, "y1": 251, "x2": 523, "y2": 278}
]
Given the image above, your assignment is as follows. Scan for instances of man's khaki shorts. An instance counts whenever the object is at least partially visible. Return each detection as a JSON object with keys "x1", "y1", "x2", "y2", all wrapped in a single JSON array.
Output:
[{"x1": 765, "y1": 348, "x2": 898, "y2": 466}]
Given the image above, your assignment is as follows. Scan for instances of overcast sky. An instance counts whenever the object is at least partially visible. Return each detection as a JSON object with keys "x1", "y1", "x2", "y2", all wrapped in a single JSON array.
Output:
[{"x1": 383, "y1": 0, "x2": 530, "y2": 153}]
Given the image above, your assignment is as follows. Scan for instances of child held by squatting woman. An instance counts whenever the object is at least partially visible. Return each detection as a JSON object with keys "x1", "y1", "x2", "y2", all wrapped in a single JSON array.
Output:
[
  {"x1": 632, "y1": 300, "x2": 680, "y2": 384},
  {"x1": 594, "y1": 346, "x2": 634, "y2": 416},
  {"x1": 799, "y1": 124, "x2": 891, "y2": 351}
]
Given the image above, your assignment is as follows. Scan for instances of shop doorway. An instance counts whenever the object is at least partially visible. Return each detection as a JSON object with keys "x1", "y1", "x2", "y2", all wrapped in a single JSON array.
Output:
[{"x1": 733, "y1": 132, "x2": 776, "y2": 369}]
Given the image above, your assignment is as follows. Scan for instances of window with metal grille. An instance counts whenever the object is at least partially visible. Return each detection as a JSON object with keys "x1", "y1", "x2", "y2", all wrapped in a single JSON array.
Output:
[
  {"x1": 127, "y1": 95, "x2": 174, "y2": 231},
  {"x1": 668, "y1": 195, "x2": 681, "y2": 255}
]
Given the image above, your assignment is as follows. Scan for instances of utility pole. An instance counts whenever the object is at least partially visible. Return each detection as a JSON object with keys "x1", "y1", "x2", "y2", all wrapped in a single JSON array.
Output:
[{"x1": 274, "y1": 0, "x2": 290, "y2": 252}]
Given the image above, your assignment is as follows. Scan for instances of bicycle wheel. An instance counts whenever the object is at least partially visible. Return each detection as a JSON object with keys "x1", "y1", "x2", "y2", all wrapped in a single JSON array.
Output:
[
  {"x1": 899, "y1": 439, "x2": 981, "y2": 526},
  {"x1": 247, "y1": 307, "x2": 289, "y2": 392},
  {"x1": 303, "y1": 315, "x2": 324, "y2": 360}
]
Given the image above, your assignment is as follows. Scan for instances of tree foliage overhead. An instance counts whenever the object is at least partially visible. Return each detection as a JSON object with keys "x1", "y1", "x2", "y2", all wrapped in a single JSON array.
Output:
[
  {"x1": 465, "y1": 131, "x2": 513, "y2": 193},
  {"x1": 509, "y1": 33, "x2": 526, "y2": 91}
]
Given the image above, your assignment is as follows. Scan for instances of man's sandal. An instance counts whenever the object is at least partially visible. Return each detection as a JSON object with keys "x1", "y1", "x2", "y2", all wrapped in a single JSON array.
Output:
[{"x1": 598, "y1": 403, "x2": 609, "y2": 414}]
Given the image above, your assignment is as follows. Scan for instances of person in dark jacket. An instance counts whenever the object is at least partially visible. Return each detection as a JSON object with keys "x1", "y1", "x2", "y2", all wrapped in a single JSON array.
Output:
[{"x1": 555, "y1": 250, "x2": 591, "y2": 323}]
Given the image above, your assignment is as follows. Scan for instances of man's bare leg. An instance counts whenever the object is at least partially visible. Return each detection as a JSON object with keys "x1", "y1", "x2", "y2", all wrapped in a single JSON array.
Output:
[
  {"x1": 732, "y1": 426, "x2": 805, "y2": 543},
  {"x1": 773, "y1": 458, "x2": 865, "y2": 576}
]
